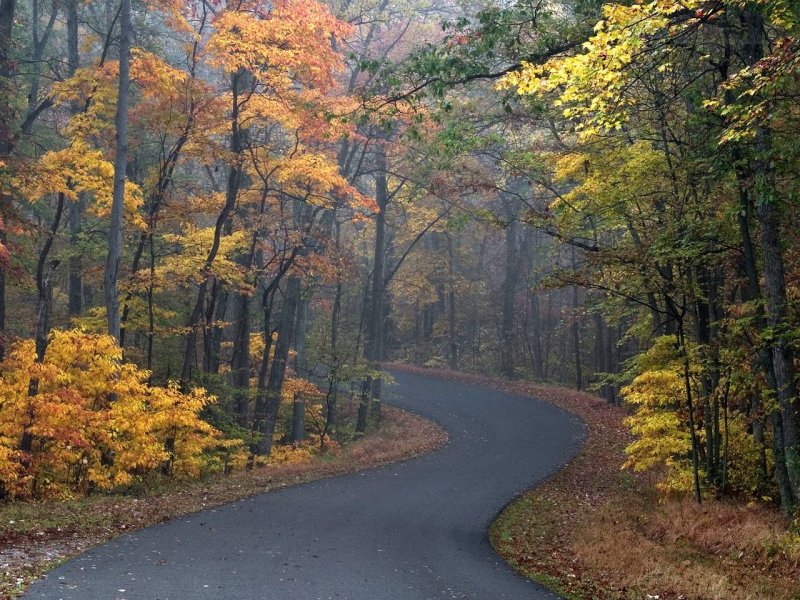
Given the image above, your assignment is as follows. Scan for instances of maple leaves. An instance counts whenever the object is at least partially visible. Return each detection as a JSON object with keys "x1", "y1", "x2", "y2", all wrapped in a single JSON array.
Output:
[
  {"x1": 621, "y1": 336, "x2": 767, "y2": 496},
  {"x1": 707, "y1": 36, "x2": 800, "y2": 144}
]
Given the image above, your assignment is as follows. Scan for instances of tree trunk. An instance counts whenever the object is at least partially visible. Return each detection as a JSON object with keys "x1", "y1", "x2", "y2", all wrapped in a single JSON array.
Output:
[
  {"x1": 20, "y1": 192, "x2": 66, "y2": 461},
  {"x1": 741, "y1": 6, "x2": 800, "y2": 508},
  {"x1": 757, "y1": 191, "x2": 800, "y2": 502},
  {"x1": 321, "y1": 381, "x2": 337, "y2": 450},
  {"x1": 543, "y1": 293, "x2": 553, "y2": 380},
  {"x1": 571, "y1": 286, "x2": 582, "y2": 391},
  {"x1": 0, "y1": 0, "x2": 16, "y2": 135},
  {"x1": 695, "y1": 272, "x2": 717, "y2": 484},
  {"x1": 371, "y1": 162, "x2": 388, "y2": 368},
  {"x1": 67, "y1": 0, "x2": 83, "y2": 318},
  {"x1": 678, "y1": 325, "x2": 703, "y2": 504},
  {"x1": 180, "y1": 70, "x2": 243, "y2": 385},
  {"x1": 594, "y1": 310, "x2": 615, "y2": 401},
  {"x1": 104, "y1": 0, "x2": 131, "y2": 341},
  {"x1": 33, "y1": 193, "x2": 65, "y2": 360},
  {"x1": 291, "y1": 392, "x2": 305, "y2": 443},
  {"x1": 357, "y1": 150, "x2": 388, "y2": 433},
  {"x1": 0, "y1": 0, "x2": 16, "y2": 156},
  {"x1": 571, "y1": 248, "x2": 582, "y2": 391},
  {"x1": 230, "y1": 291, "x2": 251, "y2": 423},
  {"x1": 529, "y1": 292, "x2": 544, "y2": 380},
  {"x1": 250, "y1": 279, "x2": 278, "y2": 429},
  {"x1": 68, "y1": 199, "x2": 83, "y2": 317},
  {"x1": 500, "y1": 218, "x2": 519, "y2": 378},
  {"x1": 0, "y1": 0, "x2": 16, "y2": 361},
  {"x1": 356, "y1": 376, "x2": 371, "y2": 434},
  {"x1": 294, "y1": 291, "x2": 311, "y2": 376},
  {"x1": 594, "y1": 311, "x2": 604, "y2": 375},
  {"x1": 205, "y1": 280, "x2": 228, "y2": 374},
  {"x1": 737, "y1": 182, "x2": 793, "y2": 511},
  {"x1": 604, "y1": 319, "x2": 617, "y2": 404},
  {"x1": 252, "y1": 275, "x2": 300, "y2": 457}
]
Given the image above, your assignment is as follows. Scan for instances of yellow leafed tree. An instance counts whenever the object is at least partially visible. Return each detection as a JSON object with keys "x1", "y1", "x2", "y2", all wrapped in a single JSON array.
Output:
[{"x1": 0, "y1": 330, "x2": 241, "y2": 499}]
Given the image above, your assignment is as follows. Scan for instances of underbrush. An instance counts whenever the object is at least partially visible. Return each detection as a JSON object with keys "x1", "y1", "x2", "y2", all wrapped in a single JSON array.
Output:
[{"x1": 571, "y1": 495, "x2": 800, "y2": 600}]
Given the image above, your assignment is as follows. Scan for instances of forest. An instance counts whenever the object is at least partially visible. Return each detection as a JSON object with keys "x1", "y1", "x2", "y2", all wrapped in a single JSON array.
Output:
[{"x1": 0, "y1": 0, "x2": 799, "y2": 595}]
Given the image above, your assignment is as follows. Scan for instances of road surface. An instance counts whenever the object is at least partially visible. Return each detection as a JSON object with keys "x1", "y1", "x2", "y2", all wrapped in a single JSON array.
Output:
[{"x1": 25, "y1": 370, "x2": 585, "y2": 600}]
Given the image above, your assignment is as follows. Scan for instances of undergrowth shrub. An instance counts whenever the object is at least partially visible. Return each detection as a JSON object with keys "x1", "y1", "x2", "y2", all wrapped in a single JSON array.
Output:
[{"x1": 0, "y1": 329, "x2": 245, "y2": 499}]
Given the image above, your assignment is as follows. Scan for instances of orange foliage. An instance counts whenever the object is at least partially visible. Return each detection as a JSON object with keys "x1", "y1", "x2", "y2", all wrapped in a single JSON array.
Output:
[{"x1": 0, "y1": 330, "x2": 241, "y2": 499}]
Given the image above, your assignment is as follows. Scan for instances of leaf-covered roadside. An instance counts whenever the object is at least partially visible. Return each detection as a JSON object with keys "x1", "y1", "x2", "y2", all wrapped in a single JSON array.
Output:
[
  {"x1": 390, "y1": 364, "x2": 800, "y2": 600},
  {"x1": 0, "y1": 406, "x2": 446, "y2": 599}
]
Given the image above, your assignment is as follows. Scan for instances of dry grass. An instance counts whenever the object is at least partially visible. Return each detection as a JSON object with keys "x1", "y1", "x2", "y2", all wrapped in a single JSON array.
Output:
[
  {"x1": 391, "y1": 364, "x2": 800, "y2": 600},
  {"x1": 574, "y1": 496, "x2": 800, "y2": 600},
  {"x1": 0, "y1": 406, "x2": 447, "y2": 599}
]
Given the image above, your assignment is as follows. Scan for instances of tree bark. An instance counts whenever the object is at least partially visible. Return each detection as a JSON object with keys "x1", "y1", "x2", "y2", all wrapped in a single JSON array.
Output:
[
  {"x1": 757, "y1": 190, "x2": 800, "y2": 502},
  {"x1": 205, "y1": 279, "x2": 229, "y2": 374},
  {"x1": 0, "y1": 0, "x2": 16, "y2": 361},
  {"x1": 33, "y1": 193, "x2": 65, "y2": 360},
  {"x1": 294, "y1": 291, "x2": 311, "y2": 376},
  {"x1": 66, "y1": 0, "x2": 83, "y2": 318},
  {"x1": 500, "y1": 218, "x2": 519, "y2": 378},
  {"x1": 252, "y1": 275, "x2": 300, "y2": 456},
  {"x1": 737, "y1": 182, "x2": 793, "y2": 512},
  {"x1": 357, "y1": 149, "x2": 388, "y2": 433},
  {"x1": 103, "y1": 0, "x2": 131, "y2": 341},
  {"x1": 180, "y1": 70, "x2": 243, "y2": 386},
  {"x1": 20, "y1": 191, "x2": 66, "y2": 460},
  {"x1": 230, "y1": 291, "x2": 252, "y2": 422},
  {"x1": 741, "y1": 6, "x2": 800, "y2": 508},
  {"x1": 248, "y1": 249, "x2": 297, "y2": 431},
  {"x1": 678, "y1": 324, "x2": 703, "y2": 504},
  {"x1": 291, "y1": 392, "x2": 305, "y2": 443}
]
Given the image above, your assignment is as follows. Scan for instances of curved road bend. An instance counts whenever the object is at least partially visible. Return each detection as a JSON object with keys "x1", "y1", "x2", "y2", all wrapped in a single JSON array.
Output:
[{"x1": 25, "y1": 370, "x2": 585, "y2": 600}]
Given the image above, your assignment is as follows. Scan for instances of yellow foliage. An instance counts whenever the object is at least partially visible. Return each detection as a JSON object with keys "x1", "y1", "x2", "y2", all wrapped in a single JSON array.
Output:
[
  {"x1": 499, "y1": 0, "x2": 702, "y2": 137},
  {"x1": 267, "y1": 442, "x2": 315, "y2": 465},
  {"x1": 15, "y1": 141, "x2": 113, "y2": 204},
  {"x1": 621, "y1": 336, "x2": 696, "y2": 493},
  {"x1": 14, "y1": 139, "x2": 145, "y2": 231},
  {"x1": 158, "y1": 226, "x2": 250, "y2": 290},
  {"x1": 51, "y1": 62, "x2": 119, "y2": 139},
  {"x1": 282, "y1": 377, "x2": 322, "y2": 402},
  {"x1": 0, "y1": 330, "x2": 241, "y2": 499}
]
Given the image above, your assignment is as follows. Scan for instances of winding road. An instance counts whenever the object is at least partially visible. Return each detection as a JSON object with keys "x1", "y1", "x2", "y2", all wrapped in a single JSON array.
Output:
[{"x1": 24, "y1": 370, "x2": 585, "y2": 600}]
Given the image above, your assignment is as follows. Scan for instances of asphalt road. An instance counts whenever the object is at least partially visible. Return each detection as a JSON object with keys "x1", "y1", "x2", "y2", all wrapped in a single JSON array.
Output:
[{"x1": 24, "y1": 370, "x2": 585, "y2": 600}]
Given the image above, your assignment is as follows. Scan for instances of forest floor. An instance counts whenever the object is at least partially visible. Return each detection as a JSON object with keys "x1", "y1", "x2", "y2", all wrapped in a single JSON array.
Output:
[
  {"x1": 0, "y1": 406, "x2": 447, "y2": 599},
  {"x1": 390, "y1": 364, "x2": 800, "y2": 600}
]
